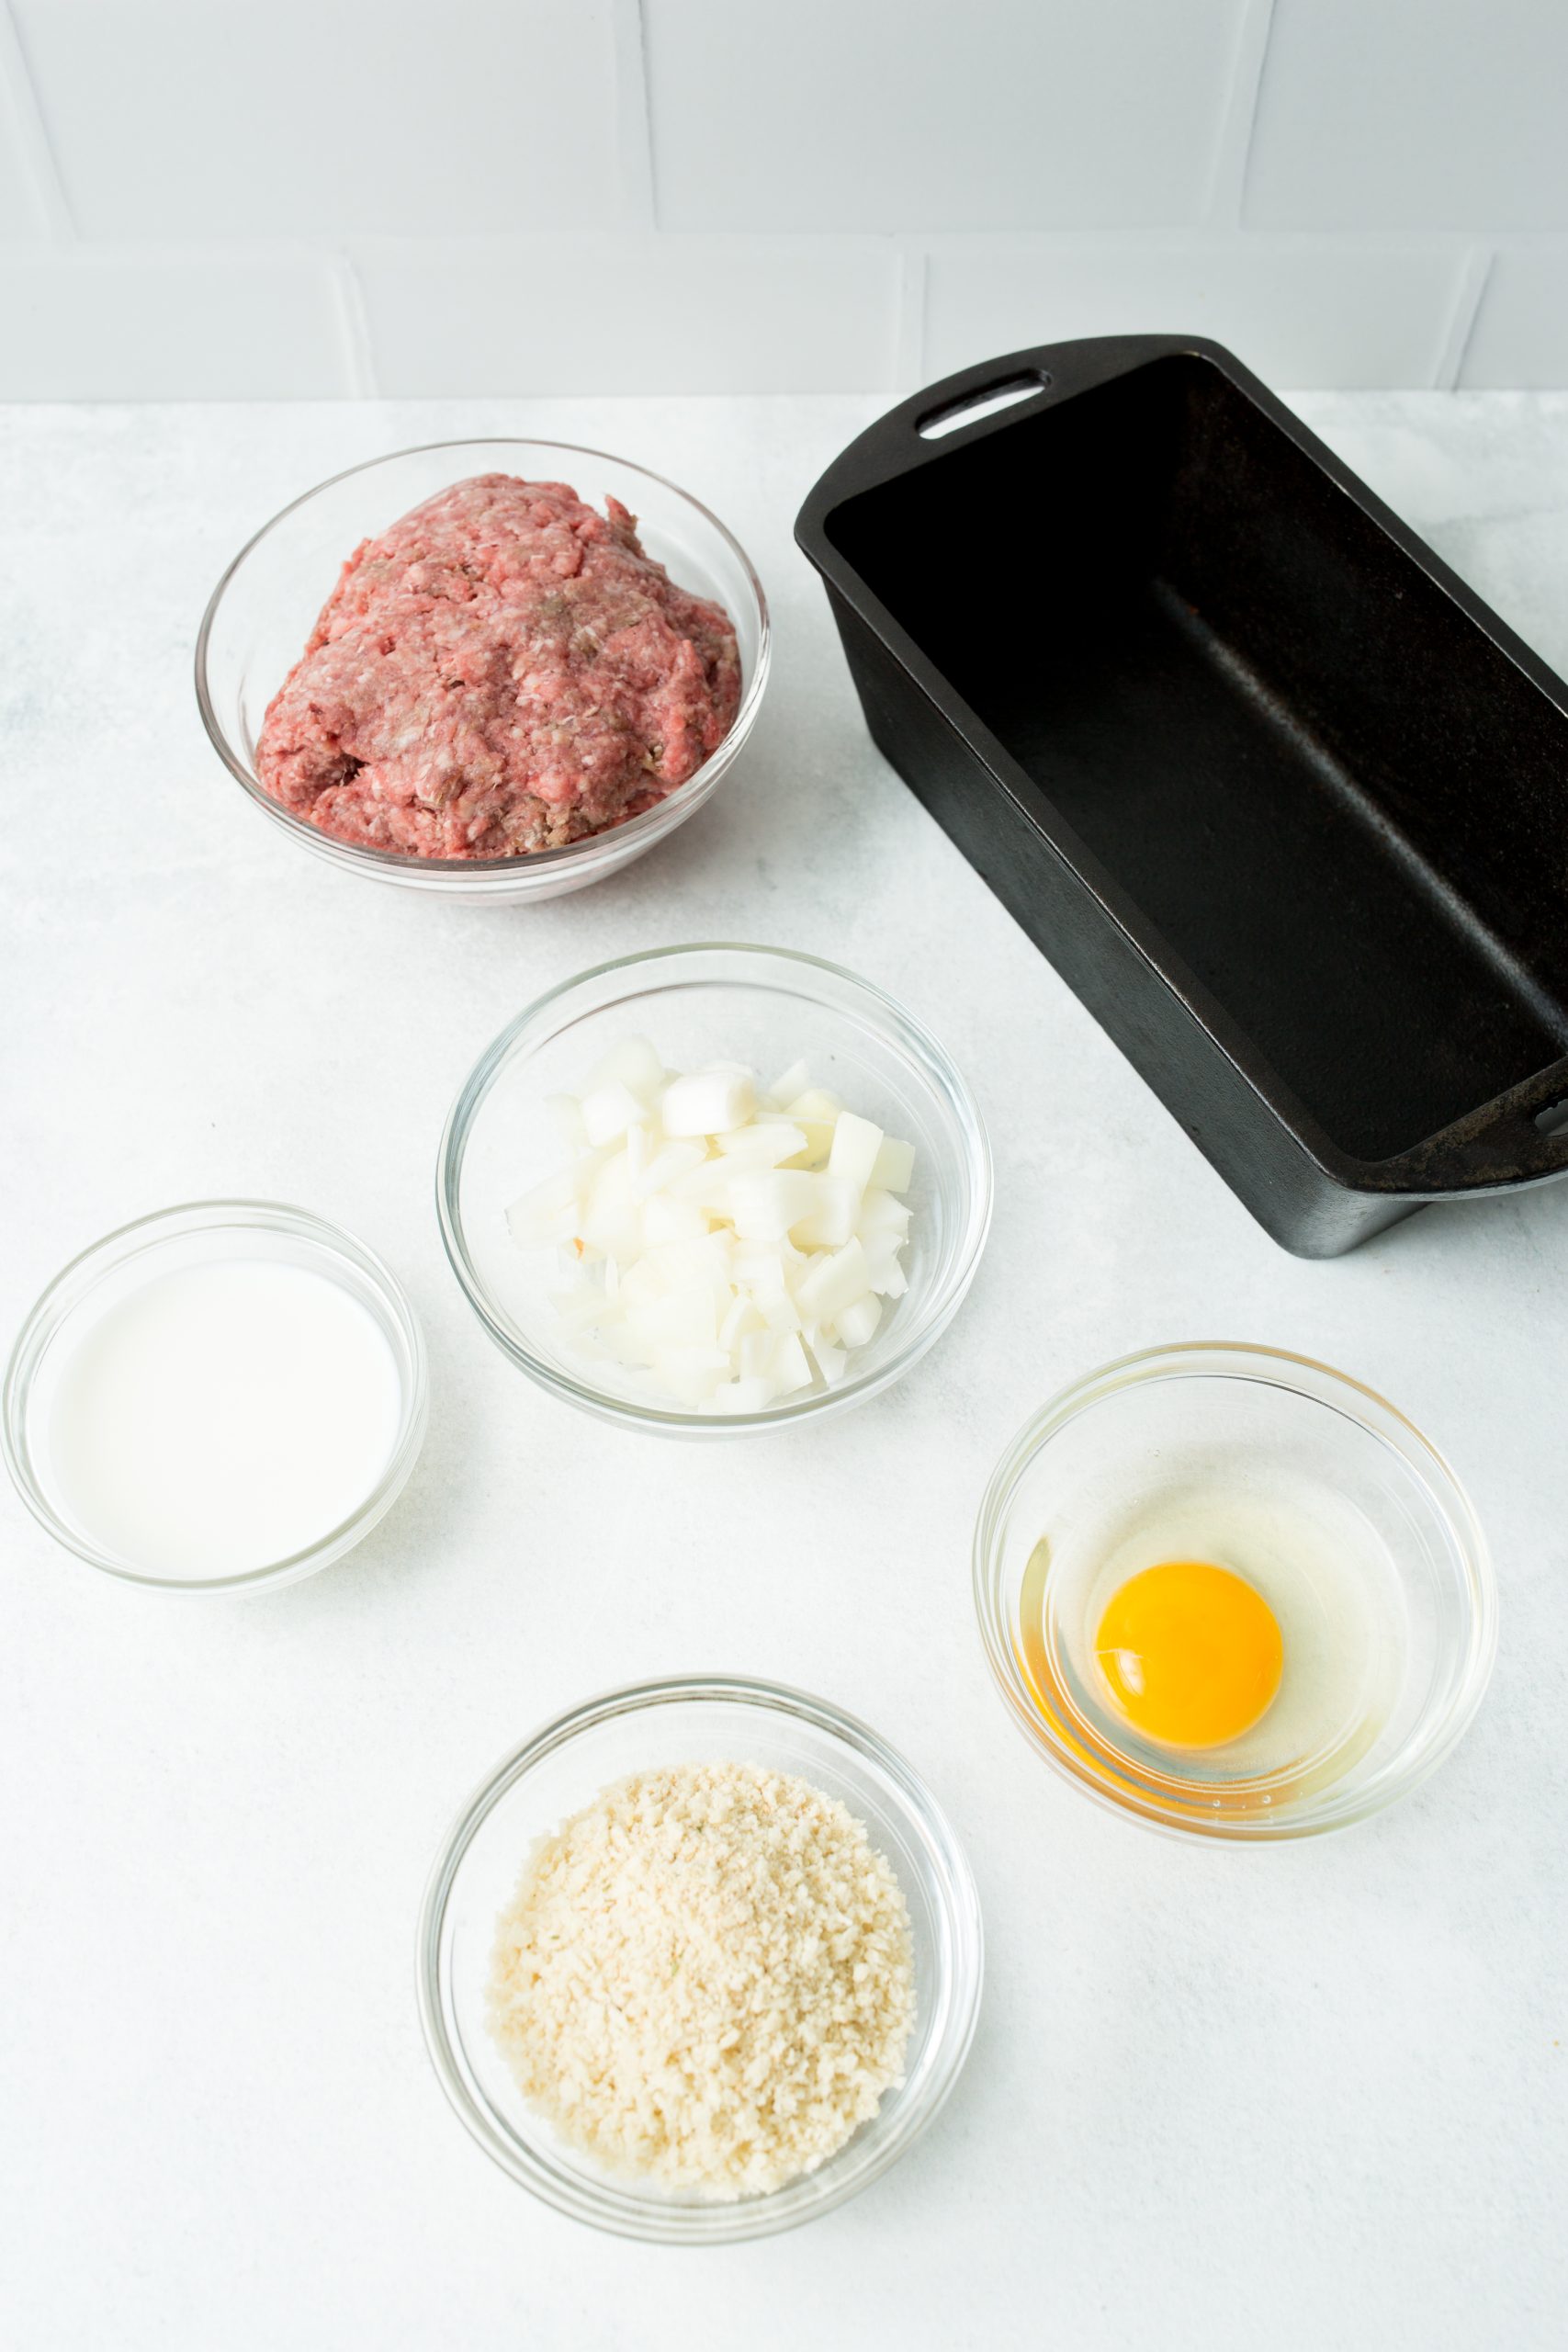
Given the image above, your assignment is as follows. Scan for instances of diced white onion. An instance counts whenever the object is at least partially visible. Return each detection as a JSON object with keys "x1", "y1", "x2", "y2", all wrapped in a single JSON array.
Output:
[
  {"x1": 507, "y1": 1046, "x2": 917, "y2": 1413},
  {"x1": 790, "y1": 1173, "x2": 857, "y2": 1250},
  {"x1": 828, "y1": 1109, "x2": 884, "y2": 1195},
  {"x1": 767, "y1": 1058, "x2": 813, "y2": 1109},
  {"x1": 835, "y1": 1292, "x2": 883, "y2": 1349},
  {"x1": 581, "y1": 1080, "x2": 649, "y2": 1148},
  {"x1": 870, "y1": 1135, "x2": 916, "y2": 1193},
  {"x1": 794, "y1": 1238, "x2": 871, "y2": 1328},
  {"x1": 715, "y1": 1121, "x2": 807, "y2": 1167},
  {"x1": 728, "y1": 1169, "x2": 819, "y2": 1241},
  {"x1": 660, "y1": 1069, "x2": 756, "y2": 1137},
  {"x1": 586, "y1": 1035, "x2": 665, "y2": 1102}
]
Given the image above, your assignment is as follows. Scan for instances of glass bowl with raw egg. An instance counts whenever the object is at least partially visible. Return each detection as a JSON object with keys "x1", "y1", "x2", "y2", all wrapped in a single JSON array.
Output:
[
  {"x1": 437, "y1": 944, "x2": 992, "y2": 1435},
  {"x1": 973, "y1": 1343, "x2": 1496, "y2": 1841}
]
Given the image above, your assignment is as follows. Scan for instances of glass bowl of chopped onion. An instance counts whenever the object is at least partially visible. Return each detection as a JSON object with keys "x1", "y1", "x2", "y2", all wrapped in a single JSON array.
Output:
[
  {"x1": 436, "y1": 944, "x2": 992, "y2": 1432},
  {"x1": 416, "y1": 1675, "x2": 985, "y2": 2242}
]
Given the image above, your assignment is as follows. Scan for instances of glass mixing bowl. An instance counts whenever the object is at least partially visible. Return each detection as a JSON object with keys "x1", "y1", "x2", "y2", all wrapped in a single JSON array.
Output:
[
  {"x1": 2, "y1": 1201, "x2": 428, "y2": 1593},
  {"x1": 437, "y1": 943, "x2": 992, "y2": 1434},
  {"x1": 974, "y1": 1344, "x2": 1497, "y2": 1841},
  {"x1": 416, "y1": 1675, "x2": 984, "y2": 2243},
  {"x1": 196, "y1": 439, "x2": 769, "y2": 902}
]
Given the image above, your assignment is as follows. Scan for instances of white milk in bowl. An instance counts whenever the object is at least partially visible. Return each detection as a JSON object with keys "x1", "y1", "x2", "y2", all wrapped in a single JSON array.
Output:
[{"x1": 6, "y1": 1205, "x2": 424, "y2": 1588}]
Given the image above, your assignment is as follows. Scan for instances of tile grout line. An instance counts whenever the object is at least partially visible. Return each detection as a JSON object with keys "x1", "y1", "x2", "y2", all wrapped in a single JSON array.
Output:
[
  {"x1": 0, "y1": 0, "x2": 74, "y2": 243},
  {"x1": 613, "y1": 0, "x2": 658, "y2": 230},
  {"x1": 1435, "y1": 243, "x2": 1494, "y2": 389},
  {"x1": 1205, "y1": 0, "x2": 1277, "y2": 228},
  {"x1": 332, "y1": 250, "x2": 379, "y2": 398}
]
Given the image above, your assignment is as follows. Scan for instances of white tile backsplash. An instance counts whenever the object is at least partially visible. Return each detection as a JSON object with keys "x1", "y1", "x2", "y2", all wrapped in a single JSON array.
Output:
[
  {"x1": 352, "y1": 235, "x2": 898, "y2": 394},
  {"x1": 0, "y1": 2, "x2": 60, "y2": 238},
  {"x1": 1461, "y1": 245, "x2": 1568, "y2": 388},
  {"x1": 10, "y1": 0, "x2": 620, "y2": 240},
  {"x1": 0, "y1": 249, "x2": 352, "y2": 397},
  {"x1": 0, "y1": 0, "x2": 1566, "y2": 396},
  {"x1": 1247, "y1": 0, "x2": 1568, "y2": 232},
  {"x1": 0, "y1": 102, "x2": 47, "y2": 239},
  {"x1": 643, "y1": 0, "x2": 1246, "y2": 232},
  {"x1": 922, "y1": 237, "x2": 1469, "y2": 390}
]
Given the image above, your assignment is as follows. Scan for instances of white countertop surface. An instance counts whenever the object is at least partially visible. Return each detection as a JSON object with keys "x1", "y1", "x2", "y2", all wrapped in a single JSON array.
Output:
[{"x1": 3, "y1": 392, "x2": 1565, "y2": 2352}]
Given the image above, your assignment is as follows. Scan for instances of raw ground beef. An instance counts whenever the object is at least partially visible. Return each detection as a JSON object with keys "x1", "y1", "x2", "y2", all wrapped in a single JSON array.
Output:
[{"x1": 254, "y1": 473, "x2": 742, "y2": 859}]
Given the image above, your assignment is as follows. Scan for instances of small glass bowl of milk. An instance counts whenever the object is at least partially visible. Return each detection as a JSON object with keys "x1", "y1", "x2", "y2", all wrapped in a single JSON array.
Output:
[{"x1": 3, "y1": 1202, "x2": 428, "y2": 1592}]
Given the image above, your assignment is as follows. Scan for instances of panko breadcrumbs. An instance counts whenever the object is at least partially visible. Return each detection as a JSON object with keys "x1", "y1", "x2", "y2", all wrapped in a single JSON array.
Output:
[{"x1": 486, "y1": 1759, "x2": 916, "y2": 2200}]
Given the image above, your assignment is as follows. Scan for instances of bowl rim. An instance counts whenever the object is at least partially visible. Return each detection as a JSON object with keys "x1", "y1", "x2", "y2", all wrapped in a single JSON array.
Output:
[
  {"x1": 415, "y1": 1671, "x2": 985, "y2": 2244},
  {"x1": 193, "y1": 435, "x2": 772, "y2": 876},
  {"x1": 972, "y1": 1340, "x2": 1499, "y2": 1843},
  {"x1": 1, "y1": 1198, "x2": 430, "y2": 1593},
  {"x1": 434, "y1": 941, "x2": 994, "y2": 1434}
]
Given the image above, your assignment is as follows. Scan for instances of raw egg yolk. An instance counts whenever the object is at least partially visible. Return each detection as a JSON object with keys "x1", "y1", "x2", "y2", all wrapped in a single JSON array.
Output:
[{"x1": 1094, "y1": 1560, "x2": 1283, "y2": 1750}]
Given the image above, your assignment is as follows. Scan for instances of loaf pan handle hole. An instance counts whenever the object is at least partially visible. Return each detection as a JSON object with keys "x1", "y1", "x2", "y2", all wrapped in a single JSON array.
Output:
[
  {"x1": 1534, "y1": 1096, "x2": 1568, "y2": 1137},
  {"x1": 917, "y1": 371, "x2": 1052, "y2": 441}
]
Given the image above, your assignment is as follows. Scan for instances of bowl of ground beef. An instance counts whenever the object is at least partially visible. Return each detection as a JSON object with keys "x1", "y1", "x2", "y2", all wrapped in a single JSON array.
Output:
[{"x1": 197, "y1": 442, "x2": 768, "y2": 900}]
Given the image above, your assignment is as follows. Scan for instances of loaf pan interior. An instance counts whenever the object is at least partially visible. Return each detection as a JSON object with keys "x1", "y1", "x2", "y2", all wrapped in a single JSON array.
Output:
[{"x1": 825, "y1": 356, "x2": 1568, "y2": 1164}]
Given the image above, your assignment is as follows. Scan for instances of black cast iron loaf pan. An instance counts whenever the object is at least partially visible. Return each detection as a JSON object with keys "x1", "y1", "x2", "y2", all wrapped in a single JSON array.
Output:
[{"x1": 795, "y1": 334, "x2": 1568, "y2": 1256}]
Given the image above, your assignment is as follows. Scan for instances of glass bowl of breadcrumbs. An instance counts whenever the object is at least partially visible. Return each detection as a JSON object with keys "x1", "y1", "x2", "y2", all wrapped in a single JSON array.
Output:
[{"x1": 417, "y1": 1675, "x2": 984, "y2": 2243}]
